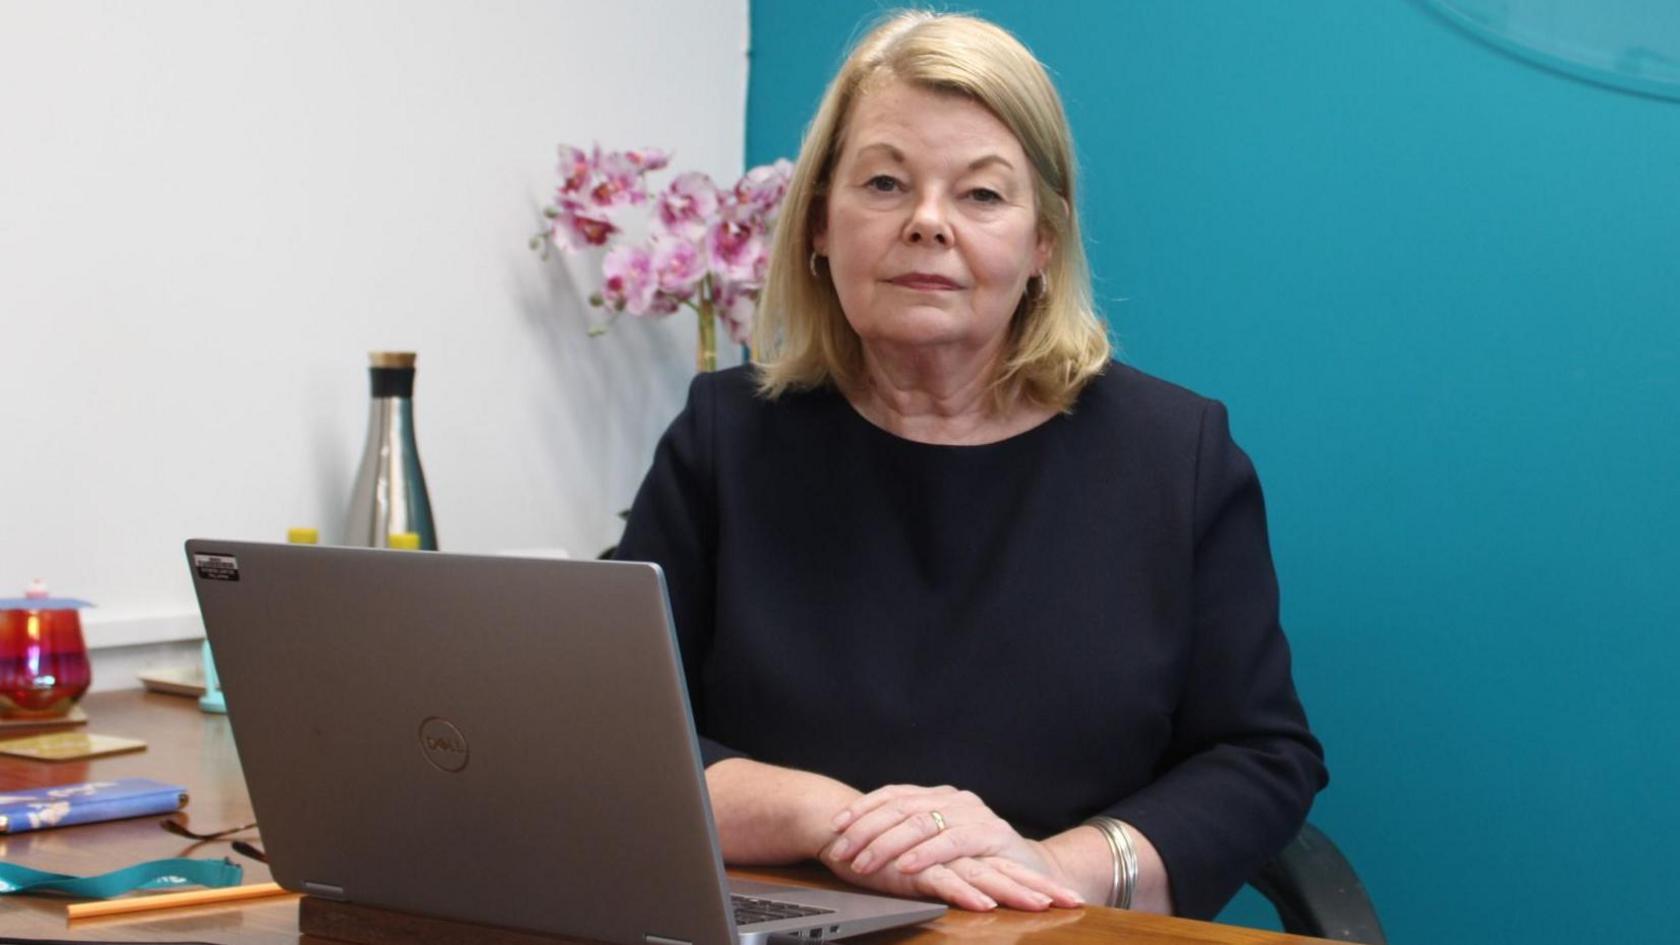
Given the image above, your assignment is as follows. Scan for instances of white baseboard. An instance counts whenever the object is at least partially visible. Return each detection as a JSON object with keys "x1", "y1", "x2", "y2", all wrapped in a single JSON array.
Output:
[
  {"x1": 81, "y1": 610, "x2": 205, "y2": 651},
  {"x1": 76, "y1": 610, "x2": 206, "y2": 693},
  {"x1": 89, "y1": 638, "x2": 202, "y2": 694}
]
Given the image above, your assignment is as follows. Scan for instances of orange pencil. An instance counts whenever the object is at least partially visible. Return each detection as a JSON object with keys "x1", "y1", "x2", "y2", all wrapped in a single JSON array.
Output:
[{"x1": 66, "y1": 881, "x2": 294, "y2": 920}]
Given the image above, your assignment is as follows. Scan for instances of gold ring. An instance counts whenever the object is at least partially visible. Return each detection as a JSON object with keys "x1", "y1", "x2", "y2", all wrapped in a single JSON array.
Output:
[{"x1": 930, "y1": 810, "x2": 947, "y2": 833}]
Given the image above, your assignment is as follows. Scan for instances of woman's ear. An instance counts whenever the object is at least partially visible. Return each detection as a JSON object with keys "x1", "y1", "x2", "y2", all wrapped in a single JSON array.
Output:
[
  {"x1": 1034, "y1": 231, "x2": 1054, "y2": 275},
  {"x1": 1034, "y1": 196, "x2": 1066, "y2": 274}
]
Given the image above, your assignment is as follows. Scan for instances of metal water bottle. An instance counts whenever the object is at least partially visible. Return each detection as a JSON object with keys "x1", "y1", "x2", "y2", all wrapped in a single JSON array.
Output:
[{"x1": 346, "y1": 352, "x2": 438, "y2": 549}]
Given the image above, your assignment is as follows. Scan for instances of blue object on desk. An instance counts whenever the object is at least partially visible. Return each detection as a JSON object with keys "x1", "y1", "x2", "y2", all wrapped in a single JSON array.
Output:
[
  {"x1": 0, "y1": 777, "x2": 188, "y2": 834},
  {"x1": 198, "y1": 640, "x2": 226, "y2": 714}
]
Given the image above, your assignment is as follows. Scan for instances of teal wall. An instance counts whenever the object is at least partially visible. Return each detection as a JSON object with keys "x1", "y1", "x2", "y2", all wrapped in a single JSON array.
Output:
[{"x1": 746, "y1": 3, "x2": 1680, "y2": 943}]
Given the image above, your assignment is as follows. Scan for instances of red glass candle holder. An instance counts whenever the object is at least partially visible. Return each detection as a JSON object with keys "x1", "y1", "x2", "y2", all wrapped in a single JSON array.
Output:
[{"x1": 0, "y1": 583, "x2": 94, "y2": 719}]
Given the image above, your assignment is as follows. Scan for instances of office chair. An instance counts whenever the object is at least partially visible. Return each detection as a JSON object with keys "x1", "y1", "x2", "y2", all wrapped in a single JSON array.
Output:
[{"x1": 1249, "y1": 822, "x2": 1387, "y2": 944}]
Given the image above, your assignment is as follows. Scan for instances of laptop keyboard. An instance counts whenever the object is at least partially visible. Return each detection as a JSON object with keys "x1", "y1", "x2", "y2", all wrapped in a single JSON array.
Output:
[{"x1": 731, "y1": 894, "x2": 836, "y2": 927}]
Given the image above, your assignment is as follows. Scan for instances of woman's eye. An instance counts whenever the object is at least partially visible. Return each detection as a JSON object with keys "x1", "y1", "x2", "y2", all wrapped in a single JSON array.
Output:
[
  {"x1": 969, "y1": 187, "x2": 1003, "y2": 204},
  {"x1": 865, "y1": 175, "x2": 901, "y2": 193}
]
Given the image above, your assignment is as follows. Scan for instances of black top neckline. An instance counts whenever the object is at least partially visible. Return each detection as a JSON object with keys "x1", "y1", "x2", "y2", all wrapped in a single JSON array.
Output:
[{"x1": 814, "y1": 379, "x2": 1082, "y2": 456}]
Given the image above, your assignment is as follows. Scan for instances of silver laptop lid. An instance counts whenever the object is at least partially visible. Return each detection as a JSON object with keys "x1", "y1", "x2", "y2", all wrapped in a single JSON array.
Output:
[{"x1": 187, "y1": 540, "x2": 738, "y2": 945}]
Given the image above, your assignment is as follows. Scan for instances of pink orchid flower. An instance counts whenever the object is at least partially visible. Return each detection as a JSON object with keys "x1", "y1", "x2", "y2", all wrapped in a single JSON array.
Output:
[
  {"x1": 540, "y1": 144, "x2": 792, "y2": 350},
  {"x1": 624, "y1": 148, "x2": 671, "y2": 172},
  {"x1": 556, "y1": 145, "x2": 592, "y2": 195},
  {"x1": 589, "y1": 149, "x2": 653, "y2": 209},
  {"x1": 657, "y1": 172, "x2": 722, "y2": 242},
  {"x1": 600, "y1": 244, "x2": 661, "y2": 315},
  {"x1": 734, "y1": 159, "x2": 794, "y2": 221},
  {"x1": 551, "y1": 199, "x2": 618, "y2": 250},
  {"x1": 652, "y1": 237, "x2": 708, "y2": 300},
  {"x1": 707, "y1": 216, "x2": 768, "y2": 288},
  {"x1": 716, "y1": 280, "x2": 758, "y2": 345}
]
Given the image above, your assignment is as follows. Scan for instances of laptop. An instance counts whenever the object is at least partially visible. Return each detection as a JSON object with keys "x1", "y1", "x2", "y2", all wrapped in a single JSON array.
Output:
[{"x1": 185, "y1": 539, "x2": 945, "y2": 945}]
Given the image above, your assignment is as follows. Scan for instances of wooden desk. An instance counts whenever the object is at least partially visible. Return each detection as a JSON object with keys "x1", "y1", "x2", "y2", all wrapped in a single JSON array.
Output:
[{"x1": 1, "y1": 691, "x2": 1327, "y2": 945}]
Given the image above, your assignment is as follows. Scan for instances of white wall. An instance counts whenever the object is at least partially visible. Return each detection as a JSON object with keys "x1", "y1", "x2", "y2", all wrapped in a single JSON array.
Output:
[{"x1": 0, "y1": 1, "x2": 748, "y2": 685}]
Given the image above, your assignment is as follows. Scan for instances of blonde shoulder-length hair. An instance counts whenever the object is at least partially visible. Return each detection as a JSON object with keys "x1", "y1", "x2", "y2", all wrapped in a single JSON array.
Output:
[{"x1": 753, "y1": 10, "x2": 1110, "y2": 411}]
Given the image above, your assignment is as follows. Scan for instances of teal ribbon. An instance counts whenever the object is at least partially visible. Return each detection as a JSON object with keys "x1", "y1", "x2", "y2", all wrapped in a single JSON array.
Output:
[{"x1": 0, "y1": 857, "x2": 242, "y2": 898}]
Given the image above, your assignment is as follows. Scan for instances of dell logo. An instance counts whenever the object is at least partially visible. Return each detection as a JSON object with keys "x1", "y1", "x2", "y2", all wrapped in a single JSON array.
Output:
[{"x1": 418, "y1": 717, "x2": 470, "y2": 772}]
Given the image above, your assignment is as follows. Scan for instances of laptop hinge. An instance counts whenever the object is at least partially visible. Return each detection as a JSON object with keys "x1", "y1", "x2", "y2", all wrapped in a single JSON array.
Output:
[
  {"x1": 644, "y1": 936, "x2": 690, "y2": 945},
  {"x1": 303, "y1": 881, "x2": 346, "y2": 900}
]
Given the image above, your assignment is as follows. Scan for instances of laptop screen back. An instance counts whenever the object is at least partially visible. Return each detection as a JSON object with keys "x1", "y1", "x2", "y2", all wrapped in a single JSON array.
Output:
[{"x1": 187, "y1": 540, "x2": 739, "y2": 945}]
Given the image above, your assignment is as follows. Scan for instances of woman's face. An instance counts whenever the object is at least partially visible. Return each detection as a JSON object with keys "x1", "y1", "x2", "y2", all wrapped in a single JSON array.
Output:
[{"x1": 815, "y1": 80, "x2": 1049, "y2": 362}]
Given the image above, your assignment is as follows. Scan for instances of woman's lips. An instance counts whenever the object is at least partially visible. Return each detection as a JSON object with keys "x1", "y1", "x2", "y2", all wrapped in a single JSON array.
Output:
[{"x1": 888, "y1": 273, "x2": 960, "y2": 290}]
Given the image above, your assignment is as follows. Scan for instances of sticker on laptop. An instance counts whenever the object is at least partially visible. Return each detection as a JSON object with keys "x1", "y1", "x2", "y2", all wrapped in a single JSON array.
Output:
[{"x1": 192, "y1": 553, "x2": 240, "y2": 582}]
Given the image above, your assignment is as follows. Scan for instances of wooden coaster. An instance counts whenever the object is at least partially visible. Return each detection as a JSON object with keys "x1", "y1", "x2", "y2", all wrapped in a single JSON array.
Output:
[
  {"x1": 138, "y1": 665, "x2": 208, "y2": 698},
  {"x1": 0, "y1": 731, "x2": 147, "y2": 761},
  {"x1": 0, "y1": 705, "x2": 88, "y2": 729}
]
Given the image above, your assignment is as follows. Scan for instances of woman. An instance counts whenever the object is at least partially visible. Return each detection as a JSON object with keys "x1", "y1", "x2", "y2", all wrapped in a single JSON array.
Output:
[{"x1": 616, "y1": 11, "x2": 1326, "y2": 921}]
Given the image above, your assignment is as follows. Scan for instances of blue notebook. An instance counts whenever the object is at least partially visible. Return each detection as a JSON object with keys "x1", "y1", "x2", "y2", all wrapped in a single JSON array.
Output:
[{"x1": 0, "y1": 777, "x2": 188, "y2": 834}]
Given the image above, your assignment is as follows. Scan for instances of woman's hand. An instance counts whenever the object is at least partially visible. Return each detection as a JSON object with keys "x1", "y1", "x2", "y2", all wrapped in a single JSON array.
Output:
[
  {"x1": 822, "y1": 784, "x2": 1084, "y2": 911},
  {"x1": 705, "y1": 758, "x2": 863, "y2": 864},
  {"x1": 821, "y1": 845, "x2": 1078, "y2": 912}
]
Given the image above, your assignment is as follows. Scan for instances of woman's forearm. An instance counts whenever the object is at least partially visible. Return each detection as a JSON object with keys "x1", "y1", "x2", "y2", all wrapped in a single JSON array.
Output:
[
  {"x1": 705, "y1": 757, "x2": 863, "y2": 864},
  {"x1": 1040, "y1": 822, "x2": 1173, "y2": 914}
]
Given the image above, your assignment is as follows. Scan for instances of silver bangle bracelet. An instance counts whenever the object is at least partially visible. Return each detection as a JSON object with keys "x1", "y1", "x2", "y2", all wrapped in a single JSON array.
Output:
[
  {"x1": 1114, "y1": 819, "x2": 1139, "y2": 910},
  {"x1": 1085, "y1": 817, "x2": 1122, "y2": 907},
  {"x1": 1082, "y1": 816, "x2": 1139, "y2": 909}
]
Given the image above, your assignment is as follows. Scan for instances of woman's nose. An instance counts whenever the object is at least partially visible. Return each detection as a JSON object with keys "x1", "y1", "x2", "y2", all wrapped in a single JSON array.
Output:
[{"x1": 904, "y1": 195, "x2": 952, "y2": 246}]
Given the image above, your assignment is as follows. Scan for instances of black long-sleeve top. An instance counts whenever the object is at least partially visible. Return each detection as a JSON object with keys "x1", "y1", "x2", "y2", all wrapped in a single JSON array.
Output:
[{"x1": 615, "y1": 362, "x2": 1327, "y2": 920}]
